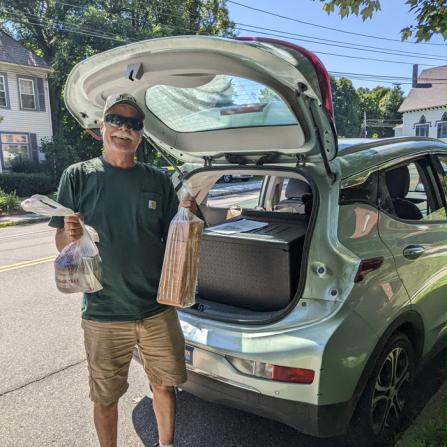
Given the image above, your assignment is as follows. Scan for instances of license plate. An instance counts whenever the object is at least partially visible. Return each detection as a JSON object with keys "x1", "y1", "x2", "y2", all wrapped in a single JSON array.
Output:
[{"x1": 185, "y1": 345, "x2": 194, "y2": 366}]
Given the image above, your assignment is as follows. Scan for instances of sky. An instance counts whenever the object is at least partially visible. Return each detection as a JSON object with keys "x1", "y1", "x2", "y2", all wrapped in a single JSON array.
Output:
[{"x1": 226, "y1": 0, "x2": 447, "y2": 94}]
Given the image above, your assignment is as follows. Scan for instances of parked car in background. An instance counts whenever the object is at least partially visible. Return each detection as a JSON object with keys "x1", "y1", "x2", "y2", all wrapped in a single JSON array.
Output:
[
  {"x1": 219, "y1": 173, "x2": 253, "y2": 183},
  {"x1": 65, "y1": 35, "x2": 447, "y2": 445}
]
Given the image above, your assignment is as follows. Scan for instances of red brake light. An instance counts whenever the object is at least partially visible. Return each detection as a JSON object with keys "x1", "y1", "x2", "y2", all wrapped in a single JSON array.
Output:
[
  {"x1": 354, "y1": 257, "x2": 384, "y2": 283},
  {"x1": 272, "y1": 366, "x2": 315, "y2": 384},
  {"x1": 236, "y1": 36, "x2": 334, "y2": 121}
]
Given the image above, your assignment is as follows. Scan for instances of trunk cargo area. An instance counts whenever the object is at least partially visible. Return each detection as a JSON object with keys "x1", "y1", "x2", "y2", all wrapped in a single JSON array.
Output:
[{"x1": 196, "y1": 210, "x2": 307, "y2": 314}]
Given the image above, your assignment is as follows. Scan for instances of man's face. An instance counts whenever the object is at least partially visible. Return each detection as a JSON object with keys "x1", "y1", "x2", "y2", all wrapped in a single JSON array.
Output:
[{"x1": 100, "y1": 104, "x2": 143, "y2": 156}]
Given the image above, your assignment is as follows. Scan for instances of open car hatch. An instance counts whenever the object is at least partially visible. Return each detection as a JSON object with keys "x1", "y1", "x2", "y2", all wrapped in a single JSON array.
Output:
[{"x1": 65, "y1": 36, "x2": 337, "y2": 172}]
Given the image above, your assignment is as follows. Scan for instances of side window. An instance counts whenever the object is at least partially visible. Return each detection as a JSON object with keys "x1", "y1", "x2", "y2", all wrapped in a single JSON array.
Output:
[
  {"x1": 207, "y1": 176, "x2": 263, "y2": 211},
  {"x1": 435, "y1": 155, "x2": 447, "y2": 203},
  {"x1": 339, "y1": 172, "x2": 379, "y2": 207},
  {"x1": 380, "y1": 158, "x2": 447, "y2": 222}
]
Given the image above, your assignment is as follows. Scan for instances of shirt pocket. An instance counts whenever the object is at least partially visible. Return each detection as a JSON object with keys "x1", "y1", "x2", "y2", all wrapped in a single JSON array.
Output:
[{"x1": 138, "y1": 192, "x2": 163, "y2": 235}]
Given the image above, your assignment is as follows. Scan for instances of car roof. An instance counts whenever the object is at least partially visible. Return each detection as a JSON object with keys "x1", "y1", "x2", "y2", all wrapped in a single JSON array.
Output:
[{"x1": 337, "y1": 137, "x2": 447, "y2": 180}]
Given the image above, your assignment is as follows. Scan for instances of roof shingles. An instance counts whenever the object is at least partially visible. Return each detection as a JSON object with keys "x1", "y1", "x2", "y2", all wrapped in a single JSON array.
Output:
[
  {"x1": 0, "y1": 30, "x2": 49, "y2": 69},
  {"x1": 399, "y1": 66, "x2": 447, "y2": 113}
]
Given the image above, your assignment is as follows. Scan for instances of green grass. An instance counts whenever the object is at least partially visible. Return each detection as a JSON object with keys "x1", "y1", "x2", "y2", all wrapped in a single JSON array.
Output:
[{"x1": 409, "y1": 397, "x2": 447, "y2": 447}]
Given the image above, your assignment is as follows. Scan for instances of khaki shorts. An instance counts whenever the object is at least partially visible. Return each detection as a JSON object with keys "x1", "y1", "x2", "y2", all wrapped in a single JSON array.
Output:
[{"x1": 81, "y1": 308, "x2": 187, "y2": 405}]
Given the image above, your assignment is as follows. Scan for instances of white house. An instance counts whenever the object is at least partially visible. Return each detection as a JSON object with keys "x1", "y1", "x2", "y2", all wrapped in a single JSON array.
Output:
[
  {"x1": 397, "y1": 66, "x2": 447, "y2": 142},
  {"x1": 0, "y1": 31, "x2": 53, "y2": 172}
]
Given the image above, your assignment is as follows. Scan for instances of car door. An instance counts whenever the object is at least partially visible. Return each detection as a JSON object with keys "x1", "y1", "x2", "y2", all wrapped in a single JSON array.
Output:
[{"x1": 377, "y1": 154, "x2": 447, "y2": 355}]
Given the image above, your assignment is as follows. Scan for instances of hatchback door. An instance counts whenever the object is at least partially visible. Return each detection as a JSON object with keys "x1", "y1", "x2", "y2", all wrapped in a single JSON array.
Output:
[
  {"x1": 64, "y1": 36, "x2": 337, "y2": 174},
  {"x1": 377, "y1": 155, "x2": 447, "y2": 354}
]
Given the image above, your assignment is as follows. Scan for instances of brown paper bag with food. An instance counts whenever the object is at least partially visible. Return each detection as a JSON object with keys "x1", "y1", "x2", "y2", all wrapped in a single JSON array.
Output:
[{"x1": 157, "y1": 185, "x2": 204, "y2": 307}]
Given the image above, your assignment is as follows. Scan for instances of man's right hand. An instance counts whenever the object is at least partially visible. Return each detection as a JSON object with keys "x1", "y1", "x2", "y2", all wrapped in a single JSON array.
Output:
[{"x1": 64, "y1": 213, "x2": 84, "y2": 241}]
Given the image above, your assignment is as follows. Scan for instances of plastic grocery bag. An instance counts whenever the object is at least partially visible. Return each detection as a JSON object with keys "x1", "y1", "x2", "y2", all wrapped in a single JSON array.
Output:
[
  {"x1": 157, "y1": 183, "x2": 204, "y2": 307},
  {"x1": 21, "y1": 195, "x2": 102, "y2": 294}
]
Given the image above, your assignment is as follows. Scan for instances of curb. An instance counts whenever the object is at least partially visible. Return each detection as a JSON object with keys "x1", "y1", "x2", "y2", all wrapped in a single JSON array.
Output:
[{"x1": 0, "y1": 216, "x2": 50, "y2": 228}]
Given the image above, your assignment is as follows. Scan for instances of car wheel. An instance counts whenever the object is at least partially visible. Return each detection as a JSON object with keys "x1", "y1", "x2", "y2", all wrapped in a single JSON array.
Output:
[
  {"x1": 348, "y1": 333, "x2": 415, "y2": 446},
  {"x1": 223, "y1": 175, "x2": 232, "y2": 183}
]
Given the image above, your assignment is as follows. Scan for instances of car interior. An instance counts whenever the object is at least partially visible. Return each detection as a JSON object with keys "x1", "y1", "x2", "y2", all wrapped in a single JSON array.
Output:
[
  {"x1": 381, "y1": 159, "x2": 447, "y2": 222},
  {"x1": 181, "y1": 171, "x2": 315, "y2": 319}
]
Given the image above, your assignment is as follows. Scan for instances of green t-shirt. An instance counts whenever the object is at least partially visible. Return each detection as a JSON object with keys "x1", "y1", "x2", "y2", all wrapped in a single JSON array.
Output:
[{"x1": 49, "y1": 157, "x2": 179, "y2": 321}]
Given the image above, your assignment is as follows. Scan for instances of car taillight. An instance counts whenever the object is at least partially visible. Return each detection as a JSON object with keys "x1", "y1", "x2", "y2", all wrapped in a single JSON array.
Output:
[
  {"x1": 226, "y1": 356, "x2": 315, "y2": 384},
  {"x1": 272, "y1": 365, "x2": 315, "y2": 384},
  {"x1": 354, "y1": 257, "x2": 384, "y2": 283}
]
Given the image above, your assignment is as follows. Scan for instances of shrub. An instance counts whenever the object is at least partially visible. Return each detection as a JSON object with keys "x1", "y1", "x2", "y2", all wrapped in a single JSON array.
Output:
[
  {"x1": 9, "y1": 155, "x2": 41, "y2": 173},
  {"x1": 0, "y1": 189, "x2": 20, "y2": 214},
  {"x1": 0, "y1": 172, "x2": 55, "y2": 197},
  {"x1": 40, "y1": 131, "x2": 102, "y2": 184}
]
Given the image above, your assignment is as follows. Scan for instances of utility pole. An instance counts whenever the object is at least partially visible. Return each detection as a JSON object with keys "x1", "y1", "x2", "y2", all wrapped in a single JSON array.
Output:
[{"x1": 363, "y1": 111, "x2": 367, "y2": 138}]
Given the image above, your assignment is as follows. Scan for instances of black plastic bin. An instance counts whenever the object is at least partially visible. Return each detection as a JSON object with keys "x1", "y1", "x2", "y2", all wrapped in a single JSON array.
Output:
[{"x1": 198, "y1": 214, "x2": 307, "y2": 311}]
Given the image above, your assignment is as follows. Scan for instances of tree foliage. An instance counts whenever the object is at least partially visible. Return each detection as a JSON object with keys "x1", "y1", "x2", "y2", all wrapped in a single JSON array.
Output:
[
  {"x1": 319, "y1": 0, "x2": 447, "y2": 42},
  {"x1": 0, "y1": 0, "x2": 234, "y2": 176},
  {"x1": 330, "y1": 77, "x2": 361, "y2": 137},
  {"x1": 331, "y1": 78, "x2": 404, "y2": 138}
]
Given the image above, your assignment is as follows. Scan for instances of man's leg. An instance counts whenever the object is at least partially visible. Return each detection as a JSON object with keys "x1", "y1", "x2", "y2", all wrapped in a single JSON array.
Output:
[
  {"x1": 137, "y1": 309, "x2": 188, "y2": 447},
  {"x1": 82, "y1": 319, "x2": 137, "y2": 447},
  {"x1": 93, "y1": 402, "x2": 118, "y2": 447},
  {"x1": 151, "y1": 384, "x2": 176, "y2": 446}
]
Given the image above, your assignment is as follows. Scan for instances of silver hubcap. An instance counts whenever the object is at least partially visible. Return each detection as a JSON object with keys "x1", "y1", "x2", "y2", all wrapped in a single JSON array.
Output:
[{"x1": 370, "y1": 347, "x2": 410, "y2": 434}]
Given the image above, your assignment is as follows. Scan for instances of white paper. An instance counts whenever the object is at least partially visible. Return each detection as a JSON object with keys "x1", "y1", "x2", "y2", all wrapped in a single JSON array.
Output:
[{"x1": 207, "y1": 219, "x2": 268, "y2": 235}]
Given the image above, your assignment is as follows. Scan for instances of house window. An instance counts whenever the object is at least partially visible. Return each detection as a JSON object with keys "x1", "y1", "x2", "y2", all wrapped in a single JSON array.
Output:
[
  {"x1": 0, "y1": 75, "x2": 7, "y2": 107},
  {"x1": 1, "y1": 133, "x2": 29, "y2": 168},
  {"x1": 415, "y1": 115, "x2": 429, "y2": 137},
  {"x1": 437, "y1": 112, "x2": 447, "y2": 138},
  {"x1": 18, "y1": 78, "x2": 36, "y2": 110},
  {"x1": 416, "y1": 125, "x2": 429, "y2": 137}
]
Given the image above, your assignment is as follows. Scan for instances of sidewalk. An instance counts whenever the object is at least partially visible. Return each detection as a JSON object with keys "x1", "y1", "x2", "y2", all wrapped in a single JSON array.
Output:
[
  {"x1": 0, "y1": 213, "x2": 50, "y2": 228},
  {"x1": 395, "y1": 381, "x2": 446, "y2": 446}
]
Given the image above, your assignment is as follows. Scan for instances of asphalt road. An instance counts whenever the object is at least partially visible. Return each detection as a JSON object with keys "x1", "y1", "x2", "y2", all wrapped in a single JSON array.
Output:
[{"x1": 0, "y1": 221, "x2": 445, "y2": 447}]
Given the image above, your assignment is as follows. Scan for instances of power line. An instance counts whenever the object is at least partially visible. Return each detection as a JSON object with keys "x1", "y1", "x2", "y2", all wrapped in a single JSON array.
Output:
[
  {"x1": 45, "y1": 1, "x2": 447, "y2": 63},
  {"x1": 236, "y1": 23, "x2": 446, "y2": 60},
  {"x1": 235, "y1": 27, "x2": 439, "y2": 67},
  {"x1": 10, "y1": 8, "x2": 439, "y2": 67},
  {"x1": 55, "y1": 0, "x2": 446, "y2": 58},
  {"x1": 5, "y1": 10, "x2": 132, "y2": 43},
  {"x1": 5, "y1": 8, "x2": 446, "y2": 86},
  {"x1": 228, "y1": 0, "x2": 446, "y2": 46}
]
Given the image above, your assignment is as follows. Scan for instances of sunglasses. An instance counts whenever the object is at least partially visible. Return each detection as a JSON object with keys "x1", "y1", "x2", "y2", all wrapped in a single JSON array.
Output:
[{"x1": 104, "y1": 114, "x2": 144, "y2": 131}]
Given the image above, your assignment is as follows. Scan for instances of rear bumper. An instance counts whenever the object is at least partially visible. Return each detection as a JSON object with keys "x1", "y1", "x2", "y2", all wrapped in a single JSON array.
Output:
[{"x1": 180, "y1": 369, "x2": 353, "y2": 438}]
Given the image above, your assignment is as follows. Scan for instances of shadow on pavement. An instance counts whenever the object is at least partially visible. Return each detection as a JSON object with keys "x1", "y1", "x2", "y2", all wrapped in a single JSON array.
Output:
[
  {"x1": 132, "y1": 349, "x2": 446, "y2": 447},
  {"x1": 132, "y1": 390, "x2": 346, "y2": 447}
]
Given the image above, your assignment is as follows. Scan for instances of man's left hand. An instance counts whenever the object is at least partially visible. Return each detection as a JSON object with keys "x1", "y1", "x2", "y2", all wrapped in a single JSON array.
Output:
[{"x1": 180, "y1": 197, "x2": 198, "y2": 215}]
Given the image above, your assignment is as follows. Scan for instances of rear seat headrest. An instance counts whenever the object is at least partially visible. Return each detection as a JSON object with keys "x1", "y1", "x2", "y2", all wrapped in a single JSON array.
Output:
[{"x1": 285, "y1": 179, "x2": 311, "y2": 199}]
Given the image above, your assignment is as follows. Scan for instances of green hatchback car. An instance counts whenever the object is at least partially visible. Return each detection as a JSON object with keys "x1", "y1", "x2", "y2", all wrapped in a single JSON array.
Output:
[{"x1": 64, "y1": 35, "x2": 447, "y2": 444}]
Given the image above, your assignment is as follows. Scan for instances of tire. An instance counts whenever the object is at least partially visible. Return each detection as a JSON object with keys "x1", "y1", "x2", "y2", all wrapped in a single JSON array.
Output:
[
  {"x1": 223, "y1": 175, "x2": 232, "y2": 183},
  {"x1": 348, "y1": 332, "x2": 415, "y2": 446}
]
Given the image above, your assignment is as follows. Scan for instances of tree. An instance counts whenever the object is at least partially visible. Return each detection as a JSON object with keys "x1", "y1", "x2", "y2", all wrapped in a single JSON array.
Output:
[
  {"x1": 330, "y1": 77, "x2": 361, "y2": 137},
  {"x1": 0, "y1": 0, "x2": 234, "y2": 174},
  {"x1": 357, "y1": 85, "x2": 404, "y2": 137},
  {"x1": 319, "y1": 0, "x2": 447, "y2": 42}
]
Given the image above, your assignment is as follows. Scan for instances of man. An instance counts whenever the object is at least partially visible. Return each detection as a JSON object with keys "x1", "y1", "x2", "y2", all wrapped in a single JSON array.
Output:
[{"x1": 50, "y1": 93, "x2": 196, "y2": 447}]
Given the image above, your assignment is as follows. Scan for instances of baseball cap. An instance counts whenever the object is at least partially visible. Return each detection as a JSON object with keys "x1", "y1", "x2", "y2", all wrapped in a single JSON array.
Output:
[{"x1": 103, "y1": 93, "x2": 145, "y2": 120}]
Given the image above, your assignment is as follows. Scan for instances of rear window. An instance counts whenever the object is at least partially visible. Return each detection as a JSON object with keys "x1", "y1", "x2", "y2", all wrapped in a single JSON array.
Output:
[{"x1": 145, "y1": 75, "x2": 297, "y2": 133}]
